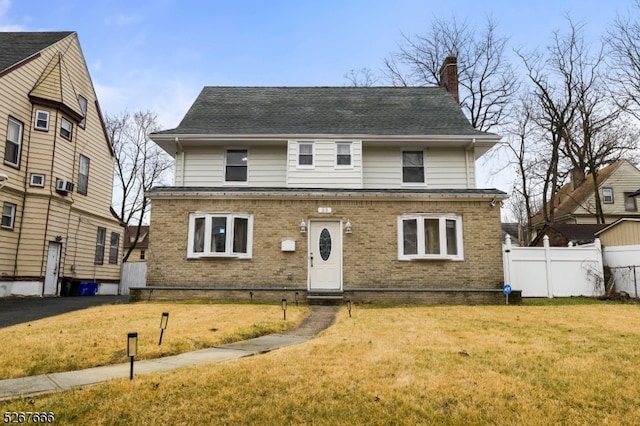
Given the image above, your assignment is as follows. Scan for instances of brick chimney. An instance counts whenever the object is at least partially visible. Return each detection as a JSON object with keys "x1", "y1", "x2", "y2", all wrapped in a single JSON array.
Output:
[
  {"x1": 439, "y1": 55, "x2": 459, "y2": 103},
  {"x1": 570, "y1": 168, "x2": 586, "y2": 191}
]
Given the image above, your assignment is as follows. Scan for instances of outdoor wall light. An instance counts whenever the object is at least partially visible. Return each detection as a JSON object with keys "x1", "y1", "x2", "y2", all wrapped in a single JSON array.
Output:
[
  {"x1": 299, "y1": 220, "x2": 307, "y2": 234},
  {"x1": 344, "y1": 220, "x2": 352, "y2": 234},
  {"x1": 490, "y1": 198, "x2": 497, "y2": 207},
  {"x1": 282, "y1": 298, "x2": 287, "y2": 320},
  {"x1": 158, "y1": 312, "x2": 169, "y2": 345},
  {"x1": 127, "y1": 332, "x2": 138, "y2": 380}
]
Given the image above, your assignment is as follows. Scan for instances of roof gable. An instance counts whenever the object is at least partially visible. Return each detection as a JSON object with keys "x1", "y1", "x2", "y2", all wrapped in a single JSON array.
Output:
[
  {"x1": 0, "y1": 32, "x2": 73, "y2": 75},
  {"x1": 153, "y1": 86, "x2": 495, "y2": 137},
  {"x1": 531, "y1": 160, "x2": 631, "y2": 225}
]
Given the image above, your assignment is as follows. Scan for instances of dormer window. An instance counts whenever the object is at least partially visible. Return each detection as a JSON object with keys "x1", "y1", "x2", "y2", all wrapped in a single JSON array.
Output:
[
  {"x1": 402, "y1": 150, "x2": 425, "y2": 184},
  {"x1": 60, "y1": 117, "x2": 73, "y2": 140},
  {"x1": 225, "y1": 149, "x2": 248, "y2": 182},
  {"x1": 336, "y1": 142, "x2": 352, "y2": 167},
  {"x1": 298, "y1": 142, "x2": 314, "y2": 167}
]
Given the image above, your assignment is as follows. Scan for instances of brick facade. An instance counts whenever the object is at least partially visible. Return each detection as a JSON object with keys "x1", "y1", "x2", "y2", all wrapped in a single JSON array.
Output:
[{"x1": 146, "y1": 195, "x2": 505, "y2": 296}]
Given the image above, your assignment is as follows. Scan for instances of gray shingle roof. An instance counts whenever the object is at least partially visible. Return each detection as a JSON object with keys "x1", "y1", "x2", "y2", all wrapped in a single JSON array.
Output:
[
  {"x1": 154, "y1": 86, "x2": 492, "y2": 137},
  {"x1": 0, "y1": 32, "x2": 73, "y2": 74}
]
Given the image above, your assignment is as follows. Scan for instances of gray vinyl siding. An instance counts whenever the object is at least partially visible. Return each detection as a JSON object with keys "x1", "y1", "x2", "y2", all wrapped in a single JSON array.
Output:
[
  {"x1": 286, "y1": 140, "x2": 363, "y2": 188},
  {"x1": 363, "y1": 146, "x2": 473, "y2": 189},
  {"x1": 181, "y1": 145, "x2": 287, "y2": 187}
]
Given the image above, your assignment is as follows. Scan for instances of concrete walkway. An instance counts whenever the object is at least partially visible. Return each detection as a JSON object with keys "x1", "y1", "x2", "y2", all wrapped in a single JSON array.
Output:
[{"x1": 0, "y1": 305, "x2": 339, "y2": 402}]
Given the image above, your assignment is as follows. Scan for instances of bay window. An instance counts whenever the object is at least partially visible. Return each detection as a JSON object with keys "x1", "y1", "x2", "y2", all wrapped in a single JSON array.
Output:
[
  {"x1": 188, "y1": 213, "x2": 253, "y2": 258},
  {"x1": 398, "y1": 214, "x2": 463, "y2": 260}
]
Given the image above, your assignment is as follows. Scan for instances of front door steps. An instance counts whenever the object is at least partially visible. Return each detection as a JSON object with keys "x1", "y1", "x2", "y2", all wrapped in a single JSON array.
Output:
[{"x1": 306, "y1": 291, "x2": 344, "y2": 305}]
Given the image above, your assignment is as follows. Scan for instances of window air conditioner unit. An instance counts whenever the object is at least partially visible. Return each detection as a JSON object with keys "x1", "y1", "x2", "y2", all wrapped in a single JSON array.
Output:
[{"x1": 55, "y1": 179, "x2": 74, "y2": 193}]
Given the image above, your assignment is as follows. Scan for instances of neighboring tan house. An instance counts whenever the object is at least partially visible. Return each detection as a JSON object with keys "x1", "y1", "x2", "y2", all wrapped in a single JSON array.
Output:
[
  {"x1": 141, "y1": 57, "x2": 510, "y2": 304},
  {"x1": 0, "y1": 32, "x2": 122, "y2": 297},
  {"x1": 124, "y1": 226, "x2": 149, "y2": 262},
  {"x1": 530, "y1": 160, "x2": 640, "y2": 235},
  {"x1": 595, "y1": 218, "x2": 640, "y2": 247}
]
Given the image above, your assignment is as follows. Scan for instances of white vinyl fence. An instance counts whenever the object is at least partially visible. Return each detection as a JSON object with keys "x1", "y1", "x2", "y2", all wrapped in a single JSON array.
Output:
[
  {"x1": 602, "y1": 244, "x2": 640, "y2": 298},
  {"x1": 120, "y1": 262, "x2": 147, "y2": 295},
  {"x1": 503, "y1": 235, "x2": 604, "y2": 298}
]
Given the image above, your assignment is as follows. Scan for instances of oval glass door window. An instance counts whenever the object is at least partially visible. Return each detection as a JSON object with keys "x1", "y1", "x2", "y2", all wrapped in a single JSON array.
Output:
[{"x1": 319, "y1": 228, "x2": 332, "y2": 261}]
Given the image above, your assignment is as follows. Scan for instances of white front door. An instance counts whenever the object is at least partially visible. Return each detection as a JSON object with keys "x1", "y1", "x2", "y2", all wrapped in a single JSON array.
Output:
[
  {"x1": 308, "y1": 221, "x2": 342, "y2": 291},
  {"x1": 44, "y1": 242, "x2": 61, "y2": 296}
]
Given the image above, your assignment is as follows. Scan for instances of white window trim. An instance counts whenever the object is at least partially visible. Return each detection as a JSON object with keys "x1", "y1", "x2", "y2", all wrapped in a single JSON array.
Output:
[
  {"x1": 401, "y1": 149, "x2": 427, "y2": 186},
  {"x1": 297, "y1": 142, "x2": 315, "y2": 169},
  {"x1": 78, "y1": 95, "x2": 88, "y2": 129},
  {"x1": 224, "y1": 149, "x2": 249, "y2": 185},
  {"x1": 35, "y1": 110, "x2": 50, "y2": 131},
  {"x1": 1, "y1": 202, "x2": 16, "y2": 230},
  {"x1": 335, "y1": 141, "x2": 353, "y2": 169},
  {"x1": 4, "y1": 117, "x2": 23, "y2": 167},
  {"x1": 187, "y1": 213, "x2": 253, "y2": 259},
  {"x1": 30, "y1": 173, "x2": 45, "y2": 187},
  {"x1": 602, "y1": 187, "x2": 614, "y2": 204},
  {"x1": 397, "y1": 213, "x2": 464, "y2": 261},
  {"x1": 60, "y1": 117, "x2": 73, "y2": 140}
]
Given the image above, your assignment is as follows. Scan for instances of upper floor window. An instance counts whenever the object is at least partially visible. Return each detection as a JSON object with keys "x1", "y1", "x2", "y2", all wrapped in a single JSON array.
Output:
[
  {"x1": 398, "y1": 214, "x2": 463, "y2": 261},
  {"x1": 1, "y1": 202, "x2": 16, "y2": 230},
  {"x1": 624, "y1": 192, "x2": 637, "y2": 211},
  {"x1": 297, "y1": 142, "x2": 314, "y2": 167},
  {"x1": 187, "y1": 213, "x2": 253, "y2": 259},
  {"x1": 225, "y1": 149, "x2": 248, "y2": 182},
  {"x1": 336, "y1": 142, "x2": 352, "y2": 167},
  {"x1": 602, "y1": 187, "x2": 614, "y2": 204},
  {"x1": 78, "y1": 155, "x2": 90, "y2": 195},
  {"x1": 60, "y1": 117, "x2": 73, "y2": 140},
  {"x1": 35, "y1": 110, "x2": 50, "y2": 131},
  {"x1": 4, "y1": 117, "x2": 23, "y2": 168},
  {"x1": 78, "y1": 95, "x2": 88, "y2": 129},
  {"x1": 30, "y1": 174, "x2": 45, "y2": 187},
  {"x1": 402, "y1": 150, "x2": 425, "y2": 184}
]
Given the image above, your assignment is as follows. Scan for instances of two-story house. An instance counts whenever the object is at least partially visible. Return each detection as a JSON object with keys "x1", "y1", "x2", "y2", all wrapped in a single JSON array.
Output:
[
  {"x1": 0, "y1": 32, "x2": 122, "y2": 297},
  {"x1": 140, "y1": 57, "x2": 509, "y2": 304},
  {"x1": 529, "y1": 160, "x2": 640, "y2": 245}
]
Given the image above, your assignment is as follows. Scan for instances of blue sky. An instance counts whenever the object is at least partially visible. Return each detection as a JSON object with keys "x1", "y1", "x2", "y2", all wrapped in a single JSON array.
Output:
[{"x1": 0, "y1": 0, "x2": 636, "y2": 189}]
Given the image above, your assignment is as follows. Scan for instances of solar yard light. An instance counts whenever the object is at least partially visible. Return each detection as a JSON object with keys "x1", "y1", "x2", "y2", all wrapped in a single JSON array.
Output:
[
  {"x1": 282, "y1": 298, "x2": 287, "y2": 320},
  {"x1": 347, "y1": 300, "x2": 352, "y2": 318},
  {"x1": 127, "y1": 332, "x2": 138, "y2": 380},
  {"x1": 158, "y1": 312, "x2": 169, "y2": 345},
  {"x1": 295, "y1": 291, "x2": 299, "y2": 307}
]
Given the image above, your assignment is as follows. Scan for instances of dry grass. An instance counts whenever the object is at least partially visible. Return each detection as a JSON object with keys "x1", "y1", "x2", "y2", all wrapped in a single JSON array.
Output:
[
  {"x1": 4, "y1": 303, "x2": 640, "y2": 425},
  {"x1": 0, "y1": 301, "x2": 308, "y2": 379}
]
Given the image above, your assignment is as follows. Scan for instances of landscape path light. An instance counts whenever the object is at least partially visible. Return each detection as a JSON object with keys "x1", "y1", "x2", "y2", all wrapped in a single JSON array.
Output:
[
  {"x1": 347, "y1": 300, "x2": 352, "y2": 318},
  {"x1": 127, "y1": 332, "x2": 138, "y2": 380},
  {"x1": 282, "y1": 298, "x2": 287, "y2": 320},
  {"x1": 158, "y1": 312, "x2": 169, "y2": 345}
]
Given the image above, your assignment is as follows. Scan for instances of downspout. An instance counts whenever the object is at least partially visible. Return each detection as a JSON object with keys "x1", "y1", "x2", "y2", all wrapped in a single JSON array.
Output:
[
  {"x1": 176, "y1": 137, "x2": 185, "y2": 186},
  {"x1": 465, "y1": 139, "x2": 475, "y2": 188}
]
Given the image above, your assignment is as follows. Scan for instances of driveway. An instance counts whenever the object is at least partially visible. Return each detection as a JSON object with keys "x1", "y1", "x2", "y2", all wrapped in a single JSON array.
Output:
[{"x1": 0, "y1": 296, "x2": 128, "y2": 328}]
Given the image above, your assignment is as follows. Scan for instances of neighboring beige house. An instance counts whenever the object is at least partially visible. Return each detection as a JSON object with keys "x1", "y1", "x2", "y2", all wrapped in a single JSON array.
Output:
[
  {"x1": 124, "y1": 226, "x2": 149, "y2": 262},
  {"x1": 595, "y1": 218, "x2": 640, "y2": 247},
  {"x1": 531, "y1": 160, "x2": 640, "y2": 229},
  {"x1": 0, "y1": 32, "x2": 122, "y2": 297},
  {"x1": 141, "y1": 57, "x2": 510, "y2": 304}
]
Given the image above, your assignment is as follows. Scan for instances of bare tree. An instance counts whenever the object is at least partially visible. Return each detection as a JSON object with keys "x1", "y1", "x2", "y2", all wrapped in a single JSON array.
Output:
[
  {"x1": 344, "y1": 68, "x2": 379, "y2": 87},
  {"x1": 108, "y1": 110, "x2": 173, "y2": 262},
  {"x1": 607, "y1": 0, "x2": 640, "y2": 119},
  {"x1": 383, "y1": 15, "x2": 518, "y2": 131}
]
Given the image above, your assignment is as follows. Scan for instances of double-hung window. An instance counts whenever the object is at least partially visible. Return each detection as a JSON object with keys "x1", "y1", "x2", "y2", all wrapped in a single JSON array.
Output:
[
  {"x1": 188, "y1": 213, "x2": 253, "y2": 258},
  {"x1": 78, "y1": 95, "x2": 88, "y2": 128},
  {"x1": 78, "y1": 155, "x2": 90, "y2": 194},
  {"x1": 624, "y1": 192, "x2": 638, "y2": 211},
  {"x1": 402, "y1": 150, "x2": 425, "y2": 184},
  {"x1": 95, "y1": 227, "x2": 106, "y2": 264},
  {"x1": 602, "y1": 187, "x2": 614, "y2": 204},
  {"x1": 109, "y1": 232, "x2": 120, "y2": 264},
  {"x1": 1, "y1": 202, "x2": 16, "y2": 230},
  {"x1": 336, "y1": 142, "x2": 352, "y2": 167},
  {"x1": 398, "y1": 214, "x2": 463, "y2": 260},
  {"x1": 4, "y1": 117, "x2": 23, "y2": 167},
  {"x1": 35, "y1": 110, "x2": 50, "y2": 131},
  {"x1": 297, "y1": 142, "x2": 314, "y2": 167},
  {"x1": 225, "y1": 149, "x2": 248, "y2": 182},
  {"x1": 60, "y1": 117, "x2": 73, "y2": 140}
]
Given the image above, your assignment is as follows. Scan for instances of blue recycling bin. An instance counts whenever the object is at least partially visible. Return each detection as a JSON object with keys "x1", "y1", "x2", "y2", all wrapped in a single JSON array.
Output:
[{"x1": 79, "y1": 282, "x2": 97, "y2": 296}]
